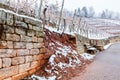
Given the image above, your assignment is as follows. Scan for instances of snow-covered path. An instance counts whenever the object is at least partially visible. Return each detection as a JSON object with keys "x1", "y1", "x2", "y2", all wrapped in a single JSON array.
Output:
[{"x1": 71, "y1": 42, "x2": 120, "y2": 80}]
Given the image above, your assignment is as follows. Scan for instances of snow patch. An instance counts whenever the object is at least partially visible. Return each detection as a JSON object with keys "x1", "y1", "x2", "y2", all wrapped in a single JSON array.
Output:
[
  {"x1": 49, "y1": 43, "x2": 55, "y2": 46},
  {"x1": 46, "y1": 41, "x2": 81, "y2": 71},
  {"x1": 45, "y1": 26, "x2": 75, "y2": 36},
  {"x1": 88, "y1": 47, "x2": 97, "y2": 50},
  {"x1": 45, "y1": 68, "x2": 52, "y2": 73},
  {"x1": 80, "y1": 53, "x2": 95, "y2": 60},
  {"x1": 49, "y1": 55, "x2": 56, "y2": 65},
  {"x1": 0, "y1": 8, "x2": 42, "y2": 23},
  {"x1": 104, "y1": 43, "x2": 112, "y2": 50},
  {"x1": 57, "y1": 46, "x2": 71, "y2": 57},
  {"x1": 31, "y1": 75, "x2": 56, "y2": 80}
]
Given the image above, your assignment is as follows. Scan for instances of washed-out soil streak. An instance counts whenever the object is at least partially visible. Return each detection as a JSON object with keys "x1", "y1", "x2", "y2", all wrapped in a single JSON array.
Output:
[{"x1": 71, "y1": 42, "x2": 120, "y2": 80}]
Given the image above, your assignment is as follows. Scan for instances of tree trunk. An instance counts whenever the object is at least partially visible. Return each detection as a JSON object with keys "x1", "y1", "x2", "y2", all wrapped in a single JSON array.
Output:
[
  {"x1": 71, "y1": 9, "x2": 76, "y2": 32},
  {"x1": 57, "y1": 0, "x2": 65, "y2": 31},
  {"x1": 37, "y1": 0, "x2": 43, "y2": 19},
  {"x1": 77, "y1": 17, "x2": 82, "y2": 32}
]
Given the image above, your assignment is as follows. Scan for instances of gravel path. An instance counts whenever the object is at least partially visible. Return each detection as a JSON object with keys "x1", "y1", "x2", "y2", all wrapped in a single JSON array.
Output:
[{"x1": 71, "y1": 42, "x2": 120, "y2": 80}]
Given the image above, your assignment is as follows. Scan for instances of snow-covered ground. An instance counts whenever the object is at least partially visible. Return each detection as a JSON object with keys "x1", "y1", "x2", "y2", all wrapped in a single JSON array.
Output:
[
  {"x1": 30, "y1": 41, "x2": 81, "y2": 80},
  {"x1": 31, "y1": 75, "x2": 56, "y2": 80},
  {"x1": 44, "y1": 26, "x2": 75, "y2": 36},
  {"x1": 30, "y1": 42, "x2": 96, "y2": 80},
  {"x1": 83, "y1": 18, "x2": 120, "y2": 38},
  {"x1": 45, "y1": 25, "x2": 110, "y2": 40},
  {"x1": 104, "y1": 43, "x2": 113, "y2": 50},
  {"x1": 28, "y1": 28, "x2": 83, "y2": 80},
  {"x1": 103, "y1": 19, "x2": 120, "y2": 25},
  {"x1": 80, "y1": 53, "x2": 95, "y2": 60},
  {"x1": 45, "y1": 18, "x2": 120, "y2": 40}
]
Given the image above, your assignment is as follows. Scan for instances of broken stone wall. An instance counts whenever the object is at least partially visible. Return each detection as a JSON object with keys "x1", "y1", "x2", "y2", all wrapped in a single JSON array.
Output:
[{"x1": 76, "y1": 34, "x2": 110, "y2": 54}]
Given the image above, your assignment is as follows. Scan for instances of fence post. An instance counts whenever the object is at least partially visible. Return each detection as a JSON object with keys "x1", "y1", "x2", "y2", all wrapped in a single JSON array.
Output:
[
  {"x1": 57, "y1": 0, "x2": 65, "y2": 31},
  {"x1": 37, "y1": 0, "x2": 43, "y2": 19}
]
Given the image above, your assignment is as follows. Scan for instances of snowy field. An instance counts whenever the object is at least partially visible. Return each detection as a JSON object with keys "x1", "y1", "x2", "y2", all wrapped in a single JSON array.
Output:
[
  {"x1": 84, "y1": 18, "x2": 120, "y2": 38},
  {"x1": 46, "y1": 18, "x2": 120, "y2": 40}
]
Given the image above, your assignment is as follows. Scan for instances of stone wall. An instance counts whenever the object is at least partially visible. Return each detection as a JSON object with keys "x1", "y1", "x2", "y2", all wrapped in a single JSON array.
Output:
[
  {"x1": 76, "y1": 34, "x2": 110, "y2": 54},
  {"x1": 109, "y1": 36, "x2": 120, "y2": 43},
  {"x1": 76, "y1": 34, "x2": 85, "y2": 54},
  {"x1": 89, "y1": 39, "x2": 109, "y2": 46},
  {"x1": 0, "y1": 9, "x2": 46, "y2": 80}
]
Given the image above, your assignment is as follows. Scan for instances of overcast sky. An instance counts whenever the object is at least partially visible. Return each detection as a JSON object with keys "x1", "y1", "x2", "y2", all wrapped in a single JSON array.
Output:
[{"x1": 49, "y1": 0, "x2": 120, "y2": 13}]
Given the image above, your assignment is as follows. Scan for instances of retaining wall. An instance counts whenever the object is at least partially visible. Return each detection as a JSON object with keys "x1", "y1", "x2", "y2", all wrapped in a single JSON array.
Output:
[
  {"x1": 109, "y1": 36, "x2": 120, "y2": 43},
  {"x1": 0, "y1": 9, "x2": 46, "y2": 80}
]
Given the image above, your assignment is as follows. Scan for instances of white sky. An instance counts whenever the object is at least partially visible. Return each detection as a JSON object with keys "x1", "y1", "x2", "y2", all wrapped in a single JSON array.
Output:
[{"x1": 48, "y1": 0, "x2": 120, "y2": 13}]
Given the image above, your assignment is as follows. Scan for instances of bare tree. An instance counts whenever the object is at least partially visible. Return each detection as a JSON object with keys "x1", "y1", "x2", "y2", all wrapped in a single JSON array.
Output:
[
  {"x1": 100, "y1": 9, "x2": 114, "y2": 19},
  {"x1": 88, "y1": 7, "x2": 95, "y2": 18},
  {"x1": 63, "y1": 18, "x2": 66, "y2": 32},
  {"x1": 76, "y1": 8, "x2": 81, "y2": 17},
  {"x1": 37, "y1": 0, "x2": 43, "y2": 19},
  {"x1": 57, "y1": 0, "x2": 65, "y2": 31},
  {"x1": 70, "y1": 9, "x2": 76, "y2": 32},
  {"x1": 101, "y1": 11, "x2": 106, "y2": 18},
  {"x1": 77, "y1": 17, "x2": 82, "y2": 32},
  {"x1": 81, "y1": 7, "x2": 88, "y2": 17},
  {"x1": 9, "y1": 0, "x2": 37, "y2": 16}
]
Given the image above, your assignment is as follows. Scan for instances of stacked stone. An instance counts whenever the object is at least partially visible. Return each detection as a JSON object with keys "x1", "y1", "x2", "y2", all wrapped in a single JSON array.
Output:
[
  {"x1": 109, "y1": 36, "x2": 120, "y2": 43},
  {"x1": 76, "y1": 35, "x2": 85, "y2": 54},
  {"x1": 0, "y1": 9, "x2": 46, "y2": 80}
]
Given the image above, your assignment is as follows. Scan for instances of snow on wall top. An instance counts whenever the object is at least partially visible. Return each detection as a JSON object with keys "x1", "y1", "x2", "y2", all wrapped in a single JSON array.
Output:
[
  {"x1": 0, "y1": 8, "x2": 42, "y2": 23},
  {"x1": 1, "y1": 6, "x2": 119, "y2": 40}
]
